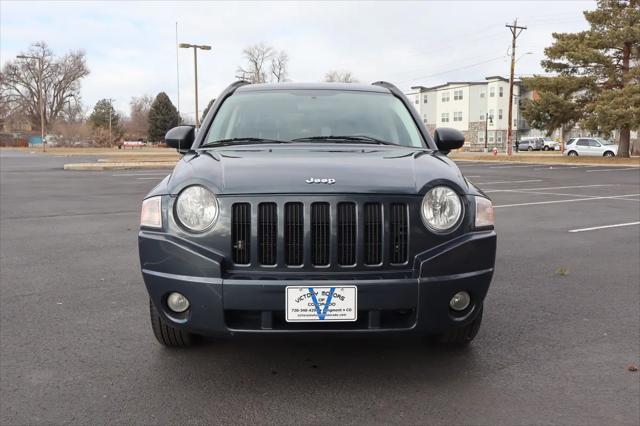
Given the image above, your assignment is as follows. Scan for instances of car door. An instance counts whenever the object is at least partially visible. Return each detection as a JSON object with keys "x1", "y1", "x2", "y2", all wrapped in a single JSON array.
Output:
[
  {"x1": 575, "y1": 139, "x2": 590, "y2": 155},
  {"x1": 588, "y1": 139, "x2": 603, "y2": 156}
]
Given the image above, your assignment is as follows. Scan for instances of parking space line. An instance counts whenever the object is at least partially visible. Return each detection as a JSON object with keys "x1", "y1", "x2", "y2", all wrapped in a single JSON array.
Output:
[
  {"x1": 112, "y1": 172, "x2": 170, "y2": 177},
  {"x1": 136, "y1": 177, "x2": 165, "y2": 180},
  {"x1": 494, "y1": 193, "x2": 640, "y2": 208},
  {"x1": 473, "y1": 179, "x2": 543, "y2": 185},
  {"x1": 488, "y1": 164, "x2": 538, "y2": 169},
  {"x1": 569, "y1": 222, "x2": 640, "y2": 233},
  {"x1": 484, "y1": 184, "x2": 615, "y2": 193},
  {"x1": 533, "y1": 166, "x2": 582, "y2": 170},
  {"x1": 585, "y1": 168, "x2": 639, "y2": 173}
]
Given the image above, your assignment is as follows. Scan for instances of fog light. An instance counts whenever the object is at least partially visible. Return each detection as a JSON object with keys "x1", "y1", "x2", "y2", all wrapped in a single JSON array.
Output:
[
  {"x1": 167, "y1": 292, "x2": 189, "y2": 313},
  {"x1": 449, "y1": 291, "x2": 471, "y2": 311}
]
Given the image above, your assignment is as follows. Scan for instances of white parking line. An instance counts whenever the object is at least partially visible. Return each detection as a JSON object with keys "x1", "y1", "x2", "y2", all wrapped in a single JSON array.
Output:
[
  {"x1": 494, "y1": 193, "x2": 640, "y2": 208},
  {"x1": 585, "y1": 168, "x2": 639, "y2": 173},
  {"x1": 569, "y1": 222, "x2": 640, "y2": 233},
  {"x1": 533, "y1": 166, "x2": 582, "y2": 170},
  {"x1": 484, "y1": 184, "x2": 615, "y2": 193},
  {"x1": 112, "y1": 172, "x2": 170, "y2": 177},
  {"x1": 137, "y1": 177, "x2": 165, "y2": 180},
  {"x1": 473, "y1": 179, "x2": 543, "y2": 185},
  {"x1": 488, "y1": 164, "x2": 538, "y2": 169}
]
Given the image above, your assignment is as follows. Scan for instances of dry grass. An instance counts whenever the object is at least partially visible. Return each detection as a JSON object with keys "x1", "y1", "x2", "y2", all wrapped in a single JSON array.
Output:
[{"x1": 451, "y1": 153, "x2": 640, "y2": 166}]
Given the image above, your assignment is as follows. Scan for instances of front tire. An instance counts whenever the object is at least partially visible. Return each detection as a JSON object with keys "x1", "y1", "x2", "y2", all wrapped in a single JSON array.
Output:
[
  {"x1": 543, "y1": 146, "x2": 550, "y2": 151},
  {"x1": 527, "y1": 146, "x2": 533, "y2": 151},
  {"x1": 433, "y1": 306, "x2": 483, "y2": 345},
  {"x1": 568, "y1": 150, "x2": 578, "y2": 156},
  {"x1": 149, "y1": 298, "x2": 194, "y2": 347},
  {"x1": 603, "y1": 151, "x2": 614, "y2": 157}
]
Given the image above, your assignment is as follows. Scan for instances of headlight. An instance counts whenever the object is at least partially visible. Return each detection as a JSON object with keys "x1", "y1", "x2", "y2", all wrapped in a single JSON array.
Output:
[
  {"x1": 175, "y1": 185, "x2": 218, "y2": 232},
  {"x1": 421, "y1": 186, "x2": 463, "y2": 233},
  {"x1": 475, "y1": 196, "x2": 494, "y2": 228},
  {"x1": 140, "y1": 196, "x2": 162, "y2": 229}
]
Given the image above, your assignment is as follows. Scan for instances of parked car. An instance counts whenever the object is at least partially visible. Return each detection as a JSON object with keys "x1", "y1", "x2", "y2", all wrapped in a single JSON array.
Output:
[
  {"x1": 542, "y1": 137, "x2": 560, "y2": 151},
  {"x1": 564, "y1": 137, "x2": 618, "y2": 157},
  {"x1": 138, "y1": 81, "x2": 496, "y2": 347},
  {"x1": 518, "y1": 137, "x2": 543, "y2": 151}
]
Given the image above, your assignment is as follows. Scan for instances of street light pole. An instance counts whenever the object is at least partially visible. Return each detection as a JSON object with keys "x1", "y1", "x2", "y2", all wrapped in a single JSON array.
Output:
[
  {"x1": 505, "y1": 19, "x2": 527, "y2": 156},
  {"x1": 484, "y1": 113, "x2": 493, "y2": 152},
  {"x1": 179, "y1": 43, "x2": 211, "y2": 128},
  {"x1": 16, "y1": 54, "x2": 46, "y2": 152}
]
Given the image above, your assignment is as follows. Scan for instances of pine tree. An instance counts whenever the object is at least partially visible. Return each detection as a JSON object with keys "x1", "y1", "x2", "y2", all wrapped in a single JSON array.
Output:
[
  {"x1": 539, "y1": 0, "x2": 639, "y2": 157},
  {"x1": 148, "y1": 92, "x2": 181, "y2": 142}
]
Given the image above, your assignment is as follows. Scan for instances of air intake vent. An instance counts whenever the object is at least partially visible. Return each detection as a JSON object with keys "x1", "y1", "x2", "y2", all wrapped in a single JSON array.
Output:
[
  {"x1": 311, "y1": 202, "x2": 330, "y2": 266},
  {"x1": 337, "y1": 203, "x2": 356, "y2": 265},
  {"x1": 258, "y1": 203, "x2": 277, "y2": 265},
  {"x1": 390, "y1": 203, "x2": 408, "y2": 264},
  {"x1": 231, "y1": 203, "x2": 251, "y2": 264},
  {"x1": 364, "y1": 203, "x2": 382, "y2": 265},
  {"x1": 284, "y1": 202, "x2": 304, "y2": 266}
]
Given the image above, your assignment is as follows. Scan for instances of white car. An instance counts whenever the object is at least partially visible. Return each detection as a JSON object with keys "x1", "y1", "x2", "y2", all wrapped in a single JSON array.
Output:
[
  {"x1": 565, "y1": 137, "x2": 618, "y2": 157},
  {"x1": 542, "y1": 138, "x2": 560, "y2": 151}
]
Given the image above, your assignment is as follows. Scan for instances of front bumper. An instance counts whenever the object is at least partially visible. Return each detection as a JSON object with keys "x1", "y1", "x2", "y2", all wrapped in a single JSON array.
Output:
[{"x1": 139, "y1": 230, "x2": 496, "y2": 335}]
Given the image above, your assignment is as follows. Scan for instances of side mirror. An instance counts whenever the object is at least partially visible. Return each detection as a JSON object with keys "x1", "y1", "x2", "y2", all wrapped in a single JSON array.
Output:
[
  {"x1": 165, "y1": 126, "x2": 195, "y2": 154},
  {"x1": 433, "y1": 128, "x2": 465, "y2": 153}
]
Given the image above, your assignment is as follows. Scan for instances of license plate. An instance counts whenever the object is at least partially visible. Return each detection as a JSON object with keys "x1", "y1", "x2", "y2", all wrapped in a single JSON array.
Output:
[{"x1": 285, "y1": 286, "x2": 357, "y2": 322}]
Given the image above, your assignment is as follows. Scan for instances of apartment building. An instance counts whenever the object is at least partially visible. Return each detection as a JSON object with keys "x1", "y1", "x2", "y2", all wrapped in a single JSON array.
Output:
[{"x1": 407, "y1": 76, "x2": 533, "y2": 151}]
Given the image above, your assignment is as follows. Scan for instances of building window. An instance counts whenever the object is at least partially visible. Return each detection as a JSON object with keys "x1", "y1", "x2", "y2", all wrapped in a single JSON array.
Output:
[
  {"x1": 414, "y1": 97, "x2": 419, "y2": 104},
  {"x1": 499, "y1": 87, "x2": 504, "y2": 97},
  {"x1": 489, "y1": 86, "x2": 495, "y2": 97},
  {"x1": 453, "y1": 90, "x2": 463, "y2": 101},
  {"x1": 497, "y1": 132, "x2": 503, "y2": 143},
  {"x1": 441, "y1": 91, "x2": 450, "y2": 102},
  {"x1": 480, "y1": 114, "x2": 485, "y2": 121},
  {"x1": 423, "y1": 96, "x2": 428, "y2": 104},
  {"x1": 480, "y1": 92, "x2": 485, "y2": 98},
  {"x1": 423, "y1": 114, "x2": 427, "y2": 124},
  {"x1": 498, "y1": 109, "x2": 503, "y2": 120},
  {"x1": 453, "y1": 111, "x2": 463, "y2": 122},
  {"x1": 441, "y1": 113, "x2": 449, "y2": 123},
  {"x1": 489, "y1": 134, "x2": 495, "y2": 143},
  {"x1": 489, "y1": 109, "x2": 494, "y2": 125},
  {"x1": 478, "y1": 131, "x2": 485, "y2": 144}
]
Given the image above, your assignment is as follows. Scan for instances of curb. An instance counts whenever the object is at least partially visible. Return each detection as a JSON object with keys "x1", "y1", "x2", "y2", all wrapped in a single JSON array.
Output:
[{"x1": 64, "y1": 162, "x2": 176, "y2": 171}]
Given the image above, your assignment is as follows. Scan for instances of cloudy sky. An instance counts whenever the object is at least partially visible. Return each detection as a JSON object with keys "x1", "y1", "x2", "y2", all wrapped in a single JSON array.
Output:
[{"x1": 1, "y1": 1, "x2": 594, "y2": 121}]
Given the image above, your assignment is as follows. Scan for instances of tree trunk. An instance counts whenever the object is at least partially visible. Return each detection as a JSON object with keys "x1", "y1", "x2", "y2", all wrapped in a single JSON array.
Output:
[{"x1": 617, "y1": 127, "x2": 631, "y2": 158}]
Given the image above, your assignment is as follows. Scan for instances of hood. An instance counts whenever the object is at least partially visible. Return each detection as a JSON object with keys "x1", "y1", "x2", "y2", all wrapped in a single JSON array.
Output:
[{"x1": 165, "y1": 145, "x2": 469, "y2": 196}]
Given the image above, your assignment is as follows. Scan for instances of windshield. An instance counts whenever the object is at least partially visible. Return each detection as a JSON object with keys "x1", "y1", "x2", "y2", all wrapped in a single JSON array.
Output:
[
  {"x1": 203, "y1": 90, "x2": 425, "y2": 148},
  {"x1": 596, "y1": 138, "x2": 615, "y2": 145}
]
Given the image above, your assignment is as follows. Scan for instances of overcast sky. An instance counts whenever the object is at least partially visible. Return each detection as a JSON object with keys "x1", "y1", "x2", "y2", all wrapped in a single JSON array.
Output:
[{"x1": 1, "y1": 0, "x2": 595, "y2": 121}]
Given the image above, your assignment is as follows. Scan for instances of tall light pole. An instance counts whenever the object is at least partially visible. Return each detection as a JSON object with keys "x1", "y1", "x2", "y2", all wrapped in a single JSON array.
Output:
[
  {"x1": 179, "y1": 43, "x2": 211, "y2": 128},
  {"x1": 16, "y1": 54, "x2": 46, "y2": 152}
]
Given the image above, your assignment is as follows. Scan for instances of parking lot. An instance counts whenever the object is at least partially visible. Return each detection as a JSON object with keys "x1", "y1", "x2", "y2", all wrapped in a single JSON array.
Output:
[{"x1": 1, "y1": 151, "x2": 639, "y2": 425}]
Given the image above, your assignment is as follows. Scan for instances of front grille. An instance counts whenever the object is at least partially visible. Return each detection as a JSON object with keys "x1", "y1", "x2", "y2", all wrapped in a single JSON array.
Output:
[
  {"x1": 231, "y1": 203, "x2": 251, "y2": 264},
  {"x1": 337, "y1": 203, "x2": 356, "y2": 265},
  {"x1": 390, "y1": 203, "x2": 408, "y2": 264},
  {"x1": 258, "y1": 203, "x2": 277, "y2": 265},
  {"x1": 231, "y1": 201, "x2": 410, "y2": 268},
  {"x1": 284, "y1": 202, "x2": 304, "y2": 266}
]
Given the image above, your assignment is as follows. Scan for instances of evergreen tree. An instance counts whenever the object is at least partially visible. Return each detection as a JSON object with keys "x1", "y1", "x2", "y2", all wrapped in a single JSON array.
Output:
[
  {"x1": 539, "y1": 0, "x2": 639, "y2": 157},
  {"x1": 89, "y1": 99, "x2": 119, "y2": 129},
  {"x1": 201, "y1": 98, "x2": 216, "y2": 124},
  {"x1": 148, "y1": 92, "x2": 181, "y2": 142}
]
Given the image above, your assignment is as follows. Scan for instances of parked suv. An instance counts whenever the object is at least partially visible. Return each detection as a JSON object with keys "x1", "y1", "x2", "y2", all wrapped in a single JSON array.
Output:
[
  {"x1": 542, "y1": 137, "x2": 560, "y2": 151},
  {"x1": 517, "y1": 137, "x2": 543, "y2": 151},
  {"x1": 139, "y1": 81, "x2": 496, "y2": 347},
  {"x1": 565, "y1": 137, "x2": 618, "y2": 157}
]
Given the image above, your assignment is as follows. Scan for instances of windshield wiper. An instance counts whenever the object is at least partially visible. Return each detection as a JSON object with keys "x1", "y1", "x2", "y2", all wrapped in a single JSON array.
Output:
[
  {"x1": 291, "y1": 135, "x2": 398, "y2": 146},
  {"x1": 200, "y1": 137, "x2": 292, "y2": 148}
]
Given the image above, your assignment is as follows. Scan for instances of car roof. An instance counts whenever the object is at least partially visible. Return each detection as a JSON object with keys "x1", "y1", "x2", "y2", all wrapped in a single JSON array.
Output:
[{"x1": 236, "y1": 82, "x2": 391, "y2": 94}]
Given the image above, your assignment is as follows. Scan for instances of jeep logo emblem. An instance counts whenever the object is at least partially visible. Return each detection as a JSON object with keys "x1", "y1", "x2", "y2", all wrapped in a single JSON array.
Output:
[{"x1": 306, "y1": 178, "x2": 336, "y2": 185}]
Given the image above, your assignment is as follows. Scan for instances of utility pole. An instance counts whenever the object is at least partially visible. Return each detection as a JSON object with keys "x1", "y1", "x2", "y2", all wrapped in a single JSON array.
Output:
[
  {"x1": 179, "y1": 43, "x2": 211, "y2": 128},
  {"x1": 506, "y1": 19, "x2": 526, "y2": 156},
  {"x1": 16, "y1": 54, "x2": 46, "y2": 152},
  {"x1": 484, "y1": 113, "x2": 493, "y2": 152},
  {"x1": 107, "y1": 98, "x2": 115, "y2": 147}
]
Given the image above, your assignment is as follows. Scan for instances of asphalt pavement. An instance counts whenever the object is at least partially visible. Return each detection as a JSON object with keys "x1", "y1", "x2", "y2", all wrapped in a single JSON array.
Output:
[{"x1": 1, "y1": 151, "x2": 639, "y2": 425}]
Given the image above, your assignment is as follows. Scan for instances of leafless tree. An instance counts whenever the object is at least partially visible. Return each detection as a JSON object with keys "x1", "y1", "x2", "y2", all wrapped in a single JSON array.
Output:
[
  {"x1": 324, "y1": 70, "x2": 359, "y2": 83},
  {"x1": 0, "y1": 42, "x2": 89, "y2": 130},
  {"x1": 271, "y1": 51, "x2": 289, "y2": 82},
  {"x1": 126, "y1": 95, "x2": 153, "y2": 140},
  {"x1": 237, "y1": 43, "x2": 274, "y2": 84}
]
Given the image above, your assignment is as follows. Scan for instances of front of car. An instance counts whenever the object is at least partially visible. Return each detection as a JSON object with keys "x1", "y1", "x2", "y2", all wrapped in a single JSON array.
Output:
[{"x1": 138, "y1": 82, "x2": 496, "y2": 347}]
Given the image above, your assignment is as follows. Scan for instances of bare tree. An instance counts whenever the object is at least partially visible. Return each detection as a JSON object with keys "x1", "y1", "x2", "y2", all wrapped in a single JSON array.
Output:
[
  {"x1": 126, "y1": 95, "x2": 153, "y2": 140},
  {"x1": 324, "y1": 70, "x2": 358, "y2": 83},
  {"x1": 237, "y1": 43, "x2": 274, "y2": 83},
  {"x1": 271, "y1": 51, "x2": 289, "y2": 82},
  {"x1": 0, "y1": 42, "x2": 89, "y2": 130}
]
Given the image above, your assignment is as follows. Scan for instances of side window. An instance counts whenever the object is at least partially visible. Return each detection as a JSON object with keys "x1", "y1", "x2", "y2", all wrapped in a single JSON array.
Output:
[
  {"x1": 588, "y1": 139, "x2": 601, "y2": 147},
  {"x1": 577, "y1": 139, "x2": 588, "y2": 146}
]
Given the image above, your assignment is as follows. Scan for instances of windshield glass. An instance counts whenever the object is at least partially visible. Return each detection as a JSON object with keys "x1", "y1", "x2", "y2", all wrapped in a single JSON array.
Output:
[
  {"x1": 596, "y1": 138, "x2": 615, "y2": 145},
  {"x1": 204, "y1": 90, "x2": 424, "y2": 148}
]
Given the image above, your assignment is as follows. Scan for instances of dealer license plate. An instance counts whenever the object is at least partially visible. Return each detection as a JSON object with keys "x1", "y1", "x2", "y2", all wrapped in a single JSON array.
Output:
[{"x1": 285, "y1": 286, "x2": 357, "y2": 322}]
